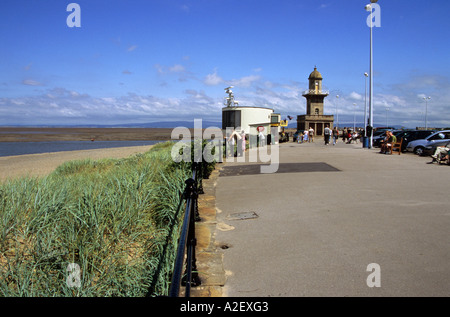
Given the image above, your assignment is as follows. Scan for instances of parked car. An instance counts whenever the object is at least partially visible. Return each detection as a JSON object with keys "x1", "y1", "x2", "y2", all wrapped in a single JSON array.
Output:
[
  {"x1": 373, "y1": 129, "x2": 393, "y2": 136},
  {"x1": 406, "y1": 130, "x2": 450, "y2": 155},
  {"x1": 398, "y1": 130, "x2": 435, "y2": 152},
  {"x1": 373, "y1": 127, "x2": 395, "y2": 133}
]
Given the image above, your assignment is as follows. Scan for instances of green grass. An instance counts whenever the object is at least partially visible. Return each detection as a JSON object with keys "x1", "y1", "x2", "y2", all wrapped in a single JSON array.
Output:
[{"x1": 0, "y1": 141, "x2": 214, "y2": 296}]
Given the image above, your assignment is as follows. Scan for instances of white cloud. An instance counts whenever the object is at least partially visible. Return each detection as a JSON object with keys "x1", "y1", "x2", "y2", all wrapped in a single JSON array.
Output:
[
  {"x1": 348, "y1": 91, "x2": 363, "y2": 101},
  {"x1": 154, "y1": 63, "x2": 193, "y2": 84},
  {"x1": 22, "y1": 79, "x2": 43, "y2": 86},
  {"x1": 416, "y1": 93, "x2": 427, "y2": 99},
  {"x1": 4, "y1": 67, "x2": 450, "y2": 128},
  {"x1": 155, "y1": 63, "x2": 187, "y2": 75},
  {"x1": 204, "y1": 69, "x2": 224, "y2": 86},
  {"x1": 154, "y1": 64, "x2": 164, "y2": 74},
  {"x1": 169, "y1": 64, "x2": 186, "y2": 73},
  {"x1": 180, "y1": 4, "x2": 190, "y2": 13},
  {"x1": 0, "y1": 87, "x2": 223, "y2": 125},
  {"x1": 203, "y1": 70, "x2": 261, "y2": 88},
  {"x1": 230, "y1": 75, "x2": 261, "y2": 88},
  {"x1": 11, "y1": 100, "x2": 25, "y2": 105}
]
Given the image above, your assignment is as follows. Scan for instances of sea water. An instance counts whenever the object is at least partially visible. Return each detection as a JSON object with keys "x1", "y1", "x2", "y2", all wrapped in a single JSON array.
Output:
[{"x1": 0, "y1": 140, "x2": 162, "y2": 157}]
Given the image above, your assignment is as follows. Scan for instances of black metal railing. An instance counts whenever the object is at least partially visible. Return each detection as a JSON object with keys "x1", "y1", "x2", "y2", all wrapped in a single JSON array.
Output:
[{"x1": 168, "y1": 162, "x2": 203, "y2": 297}]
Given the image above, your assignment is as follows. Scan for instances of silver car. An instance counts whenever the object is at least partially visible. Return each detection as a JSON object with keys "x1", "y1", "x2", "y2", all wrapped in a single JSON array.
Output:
[{"x1": 406, "y1": 130, "x2": 450, "y2": 155}]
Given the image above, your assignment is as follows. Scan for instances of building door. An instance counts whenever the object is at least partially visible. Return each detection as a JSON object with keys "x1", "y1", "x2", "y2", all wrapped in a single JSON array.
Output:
[{"x1": 317, "y1": 123, "x2": 323, "y2": 136}]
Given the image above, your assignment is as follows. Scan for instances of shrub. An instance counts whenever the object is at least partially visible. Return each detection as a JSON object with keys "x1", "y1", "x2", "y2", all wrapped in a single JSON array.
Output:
[{"x1": 0, "y1": 141, "x2": 214, "y2": 296}]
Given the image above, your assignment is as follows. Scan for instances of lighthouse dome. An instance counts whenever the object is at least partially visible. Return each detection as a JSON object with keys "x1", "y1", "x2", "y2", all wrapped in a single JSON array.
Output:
[{"x1": 308, "y1": 67, "x2": 323, "y2": 79}]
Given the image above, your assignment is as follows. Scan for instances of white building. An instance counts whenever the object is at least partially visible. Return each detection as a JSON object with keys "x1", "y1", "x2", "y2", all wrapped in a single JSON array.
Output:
[
  {"x1": 221, "y1": 87, "x2": 281, "y2": 147},
  {"x1": 222, "y1": 106, "x2": 272, "y2": 132},
  {"x1": 222, "y1": 106, "x2": 281, "y2": 147}
]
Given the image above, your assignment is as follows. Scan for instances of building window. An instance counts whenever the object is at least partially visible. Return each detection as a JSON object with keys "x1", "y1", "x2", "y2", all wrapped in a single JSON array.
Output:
[
  {"x1": 222, "y1": 110, "x2": 241, "y2": 129},
  {"x1": 315, "y1": 108, "x2": 319, "y2": 115}
]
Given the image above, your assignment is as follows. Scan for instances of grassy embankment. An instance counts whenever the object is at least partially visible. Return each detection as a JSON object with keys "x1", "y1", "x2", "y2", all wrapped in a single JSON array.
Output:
[{"x1": 0, "y1": 141, "x2": 214, "y2": 296}]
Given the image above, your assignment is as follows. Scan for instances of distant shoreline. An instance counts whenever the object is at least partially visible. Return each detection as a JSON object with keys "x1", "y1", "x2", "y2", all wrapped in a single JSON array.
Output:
[{"x1": 0, "y1": 127, "x2": 175, "y2": 142}]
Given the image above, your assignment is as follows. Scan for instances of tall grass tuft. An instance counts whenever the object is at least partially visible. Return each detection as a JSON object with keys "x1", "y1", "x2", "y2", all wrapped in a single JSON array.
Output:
[{"x1": 0, "y1": 141, "x2": 215, "y2": 296}]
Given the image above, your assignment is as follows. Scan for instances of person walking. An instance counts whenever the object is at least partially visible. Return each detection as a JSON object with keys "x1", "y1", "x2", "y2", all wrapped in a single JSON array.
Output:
[
  {"x1": 308, "y1": 127, "x2": 314, "y2": 143},
  {"x1": 342, "y1": 128, "x2": 347, "y2": 143},
  {"x1": 324, "y1": 125, "x2": 331, "y2": 145},
  {"x1": 227, "y1": 131, "x2": 235, "y2": 157},
  {"x1": 332, "y1": 127, "x2": 339, "y2": 145},
  {"x1": 240, "y1": 130, "x2": 246, "y2": 155},
  {"x1": 303, "y1": 129, "x2": 309, "y2": 143},
  {"x1": 258, "y1": 130, "x2": 265, "y2": 147}
]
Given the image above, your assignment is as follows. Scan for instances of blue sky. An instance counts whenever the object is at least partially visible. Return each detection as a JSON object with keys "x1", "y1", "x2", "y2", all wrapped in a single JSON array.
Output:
[{"x1": 1, "y1": 0, "x2": 449, "y2": 128}]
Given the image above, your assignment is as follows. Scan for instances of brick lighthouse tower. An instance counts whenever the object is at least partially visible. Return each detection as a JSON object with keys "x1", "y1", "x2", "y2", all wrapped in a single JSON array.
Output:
[{"x1": 297, "y1": 67, "x2": 334, "y2": 136}]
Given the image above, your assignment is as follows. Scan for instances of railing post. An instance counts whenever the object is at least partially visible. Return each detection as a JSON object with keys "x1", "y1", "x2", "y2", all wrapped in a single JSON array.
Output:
[
  {"x1": 197, "y1": 160, "x2": 205, "y2": 195},
  {"x1": 181, "y1": 172, "x2": 201, "y2": 293},
  {"x1": 169, "y1": 162, "x2": 205, "y2": 297},
  {"x1": 192, "y1": 162, "x2": 202, "y2": 222}
]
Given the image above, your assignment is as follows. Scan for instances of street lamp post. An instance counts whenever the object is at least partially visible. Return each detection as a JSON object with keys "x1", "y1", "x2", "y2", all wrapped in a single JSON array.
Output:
[
  {"x1": 423, "y1": 96, "x2": 431, "y2": 130},
  {"x1": 353, "y1": 103, "x2": 357, "y2": 131},
  {"x1": 365, "y1": 0, "x2": 378, "y2": 149},
  {"x1": 364, "y1": 72, "x2": 368, "y2": 137},
  {"x1": 336, "y1": 95, "x2": 339, "y2": 130}
]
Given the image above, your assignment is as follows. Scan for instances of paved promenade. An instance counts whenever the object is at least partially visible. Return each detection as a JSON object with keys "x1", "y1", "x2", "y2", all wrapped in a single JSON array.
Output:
[{"x1": 210, "y1": 139, "x2": 449, "y2": 297}]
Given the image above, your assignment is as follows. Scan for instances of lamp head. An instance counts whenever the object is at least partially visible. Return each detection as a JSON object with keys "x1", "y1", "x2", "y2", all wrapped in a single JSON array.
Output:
[{"x1": 367, "y1": 0, "x2": 378, "y2": 10}]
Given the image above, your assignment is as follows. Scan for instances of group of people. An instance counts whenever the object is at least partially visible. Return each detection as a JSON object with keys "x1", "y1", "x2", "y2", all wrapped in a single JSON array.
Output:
[
  {"x1": 299, "y1": 126, "x2": 355, "y2": 146},
  {"x1": 226, "y1": 126, "x2": 450, "y2": 167},
  {"x1": 226, "y1": 129, "x2": 247, "y2": 157},
  {"x1": 297, "y1": 127, "x2": 315, "y2": 143},
  {"x1": 379, "y1": 130, "x2": 397, "y2": 154},
  {"x1": 297, "y1": 126, "x2": 339, "y2": 146},
  {"x1": 325, "y1": 126, "x2": 364, "y2": 146},
  {"x1": 341, "y1": 128, "x2": 362, "y2": 144},
  {"x1": 323, "y1": 125, "x2": 340, "y2": 145}
]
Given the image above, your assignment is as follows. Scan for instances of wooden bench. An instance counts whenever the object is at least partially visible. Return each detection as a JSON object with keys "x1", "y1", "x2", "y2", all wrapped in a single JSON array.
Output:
[{"x1": 388, "y1": 137, "x2": 403, "y2": 155}]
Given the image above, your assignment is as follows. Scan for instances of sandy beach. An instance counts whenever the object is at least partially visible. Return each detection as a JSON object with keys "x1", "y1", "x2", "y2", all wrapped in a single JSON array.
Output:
[
  {"x1": 0, "y1": 145, "x2": 157, "y2": 182},
  {"x1": 0, "y1": 126, "x2": 224, "y2": 181},
  {"x1": 0, "y1": 128, "x2": 177, "y2": 182}
]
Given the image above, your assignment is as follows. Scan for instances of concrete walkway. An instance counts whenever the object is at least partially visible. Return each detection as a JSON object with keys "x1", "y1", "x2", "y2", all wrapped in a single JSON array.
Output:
[{"x1": 211, "y1": 139, "x2": 450, "y2": 297}]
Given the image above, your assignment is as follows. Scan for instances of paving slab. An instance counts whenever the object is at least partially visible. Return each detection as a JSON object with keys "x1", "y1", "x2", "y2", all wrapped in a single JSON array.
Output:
[{"x1": 213, "y1": 140, "x2": 450, "y2": 297}]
